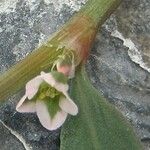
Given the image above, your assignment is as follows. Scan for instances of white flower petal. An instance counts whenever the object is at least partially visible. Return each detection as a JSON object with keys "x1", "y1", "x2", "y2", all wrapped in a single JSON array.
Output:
[
  {"x1": 41, "y1": 71, "x2": 69, "y2": 93},
  {"x1": 59, "y1": 96, "x2": 78, "y2": 116},
  {"x1": 50, "y1": 111, "x2": 68, "y2": 130},
  {"x1": 40, "y1": 71, "x2": 56, "y2": 86},
  {"x1": 16, "y1": 95, "x2": 27, "y2": 110},
  {"x1": 16, "y1": 95, "x2": 36, "y2": 113},
  {"x1": 54, "y1": 82, "x2": 69, "y2": 93},
  {"x1": 36, "y1": 99, "x2": 68, "y2": 130},
  {"x1": 26, "y1": 75, "x2": 43, "y2": 99}
]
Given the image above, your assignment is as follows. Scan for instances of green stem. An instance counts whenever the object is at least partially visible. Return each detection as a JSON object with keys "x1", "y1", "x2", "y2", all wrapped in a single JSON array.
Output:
[
  {"x1": 0, "y1": 0, "x2": 122, "y2": 101},
  {"x1": 0, "y1": 45, "x2": 62, "y2": 101},
  {"x1": 80, "y1": 0, "x2": 121, "y2": 26}
]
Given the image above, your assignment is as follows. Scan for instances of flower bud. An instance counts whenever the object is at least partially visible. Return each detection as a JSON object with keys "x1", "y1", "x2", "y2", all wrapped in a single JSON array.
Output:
[{"x1": 56, "y1": 56, "x2": 75, "y2": 78}]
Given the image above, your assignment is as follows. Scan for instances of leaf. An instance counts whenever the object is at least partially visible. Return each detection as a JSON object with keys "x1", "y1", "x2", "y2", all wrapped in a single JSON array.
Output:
[{"x1": 60, "y1": 66, "x2": 143, "y2": 150}]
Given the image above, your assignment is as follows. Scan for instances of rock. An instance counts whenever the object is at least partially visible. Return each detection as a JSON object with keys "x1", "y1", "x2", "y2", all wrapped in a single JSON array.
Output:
[
  {"x1": 0, "y1": 0, "x2": 149, "y2": 150},
  {"x1": 106, "y1": 0, "x2": 150, "y2": 73},
  {"x1": 0, "y1": 121, "x2": 25, "y2": 150},
  {"x1": 86, "y1": 28, "x2": 150, "y2": 149},
  {"x1": 0, "y1": 93, "x2": 60, "y2": 150},
  {"x1": 86, "y1": 0, "x2": 150, "y2": 149}
]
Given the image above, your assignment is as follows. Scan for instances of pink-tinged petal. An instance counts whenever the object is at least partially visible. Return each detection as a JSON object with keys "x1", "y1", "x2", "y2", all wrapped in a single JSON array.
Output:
[
  {"x1": 16, "y1": 95, "x2": 36, "y2": 113},
  {"x1": 54, "y1": 82, "x2": 69, "y2": 93},
  {"x1": 41, "y1": 71, "x2": 69, "y2": 93},
  {"x1": 36, "y1": 100, "x2": 68, "y2": 130},
  {"x1": 59, "y1": 96, "x2": 78, "y2": 116},
  {"x1": 26, "y1": 76, "x2": 43, "y2": 99},
  {"x1": 40, "y1": 72, "x2": 56, "y2": 86},
  {"x1": 50, "y1": 111, "x2": 68, "y2": 130},
  {"x1": 16, "y1": 95, "x2": 27, "y2": 110}
]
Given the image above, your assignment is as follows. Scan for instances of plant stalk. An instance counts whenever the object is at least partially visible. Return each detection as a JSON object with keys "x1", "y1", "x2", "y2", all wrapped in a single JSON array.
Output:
[
  {"x1": 0, "y1": 0, "x2": 122, "y2": 101},
  {"x1": 80, "y1": 0, "x2": 121, "y2": 26}
]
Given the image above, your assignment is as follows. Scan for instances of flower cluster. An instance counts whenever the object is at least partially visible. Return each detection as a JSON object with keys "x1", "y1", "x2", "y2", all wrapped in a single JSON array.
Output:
[{"x1": 16, "y1": 52, "x2": 78, "y2": 130}]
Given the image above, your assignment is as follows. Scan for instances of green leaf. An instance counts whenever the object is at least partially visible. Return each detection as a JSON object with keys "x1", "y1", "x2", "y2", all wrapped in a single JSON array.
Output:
[{"x1": 60, "y1": 66, "x2": 143, "y2": 150}]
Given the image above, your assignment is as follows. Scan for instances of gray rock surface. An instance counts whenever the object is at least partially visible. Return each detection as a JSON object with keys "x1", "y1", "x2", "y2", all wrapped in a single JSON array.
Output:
[
  {"x1": 0, "y1": 0, "x2": 149, "y2": 149},
  {"x1": 0, "y1": 93, "x2": 60, "y2": 150},
  {"x1": 0, "y1": 121, "x2": 25, "y2": 150}
]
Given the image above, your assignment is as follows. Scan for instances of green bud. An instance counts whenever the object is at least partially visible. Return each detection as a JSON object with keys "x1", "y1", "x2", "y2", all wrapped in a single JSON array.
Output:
[{"x1": 51, "y1": 71, "x2": 68, "y2": 84}]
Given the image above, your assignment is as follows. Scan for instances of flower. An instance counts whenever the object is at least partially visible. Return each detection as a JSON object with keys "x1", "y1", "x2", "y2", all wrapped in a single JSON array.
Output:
[
  {"x1": 54, "y1": 49, "x2": 76, "y2": 79},
  {"x1": 16, "y1": 71, "x2": 78, "y2": 130},
  {"x1": 56, "y1": 61, "x2": 75, "y2": 78}
]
